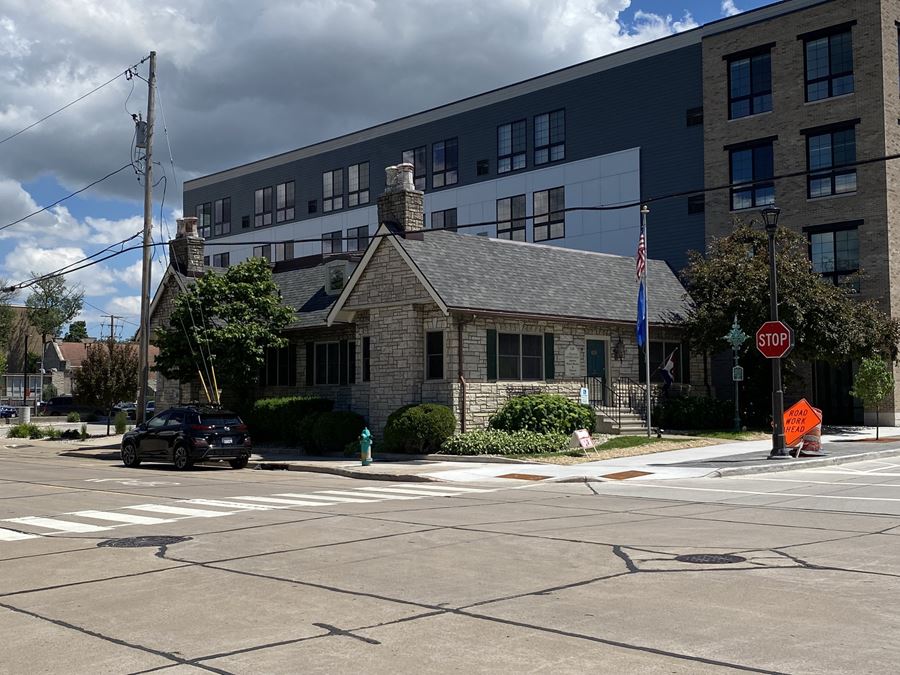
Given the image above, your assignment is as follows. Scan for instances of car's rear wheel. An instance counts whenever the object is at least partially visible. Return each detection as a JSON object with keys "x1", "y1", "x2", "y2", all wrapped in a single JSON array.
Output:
[
  {"x1": 121, "y1": 442, "x2": 141, "y2": 468},
  {"x1": 173, "y1": 445, "x2": 193, "y2": 470},
  {"x1": 229, "y1": 455, "x2": 249, "y2": 470}
]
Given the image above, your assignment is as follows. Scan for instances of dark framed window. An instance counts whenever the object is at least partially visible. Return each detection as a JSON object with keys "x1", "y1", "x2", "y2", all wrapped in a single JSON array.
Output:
[
  {"x1": 806, "y1": 124, "x2": 857, "y2": 198},
  {"x1": 253, "y1": 244, "x2": 272, "y2": 262},
  {"x1": 275, "y1": 181, "x2": 294, "y2": 223},
  {"x1": 729, "y1": 140, "x2": 775, "y2": 210},
  {"x1": 241, "y1": 215, "x2": 250, "y2": 229},
  {"x1": 498, "y1": 120, "x2": 526, "y2": 173},
  {"x1": 476, "y1": 159, "x2": 490, "y2": 176},
  {"x1": 804, "y1": 27, "x2": 854, "y2": 101},
  {"x1": 728, "y1": 50, "x2": 772, "y2": 119},
  {"x1": 254, "y1": 187, "x2": 272, "y2": 228},
  {"x1": 213, "y1": 197, "x2": 231, "y2": 236},
  {"x1": 323, "y1": 169, "x2": 343, "y2": 212},
  {"x1": 426, "y1": 331, "x2": 444, "y2": 380},
  {"x1": 809, "y1": 224, "x2": 860, "y2": 290},
  {"x1": 314, "y1": 343, "x2": 340, "y2": 385},
  {"x1": 686, "y1": 107, "x2": 704, "y2": 126},
  {"x1": 497, "y1": 333, "x2": 543, "y2": 380},
  {"x1": 195, "y1": 202, "x2": 211, "y2": 238},
  {"x1": 203, "y1": 256, "x2": 209, "y2": 266},
  {"x1": 308, "y1": 199, "x2": 317, "y2": 214},
  {"x1": 348, "y1": 162, "x2": 369, "y2": 207},
  {"x1": 534, "y1": 110, "x2": 565, "y2": 164},
  {"x1": 431, "y1": 208, "x2": 457, "y2": 231},
  {"x1": 362, "y1": 336, "x2": 371, "y2": 382},
  {"x1": 212, "y1": 252, "x2": 229, "y2": 267},
  {"x1": 260, "y1": 345, "x2": 297, "y2": 387},
  {"x1": 638, "y1": 341, "x2": 690, "y2": 384},
  {"x1": 496, "y1": 195, "x2": 526, "y2": 241},
  {"x1": 346, "y1": 225, "x2": 369, "y2": 252},
  {"x1": 533, "y1": 187, "x2": 565, "y2": 241},
  {"x1": 273, "y1": 241, "x2": 294, "y2": 262},
  {"x1": 688, "y1": 194, "x2": 705, "y2": 214},
  {"x1": 402, "y1": 146, "x2": 427, "y2": 190},
  {"x1": 432, "y1": 138, "x2": 458, "y2": 188},
  {"x1": 322, "y1": 230, "x2": 342, "y2": 254}
]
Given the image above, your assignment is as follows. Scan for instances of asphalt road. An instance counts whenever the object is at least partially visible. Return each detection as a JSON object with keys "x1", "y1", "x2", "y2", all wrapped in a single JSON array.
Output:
[{"x1": 1, "y1": 446, "x2": 899, "y2": 674}]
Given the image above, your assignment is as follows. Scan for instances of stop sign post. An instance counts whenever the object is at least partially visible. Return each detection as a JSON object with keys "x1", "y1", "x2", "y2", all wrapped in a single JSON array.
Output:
[{"x1": 756, "y1": 321, "x2": 793, "y2": 359}]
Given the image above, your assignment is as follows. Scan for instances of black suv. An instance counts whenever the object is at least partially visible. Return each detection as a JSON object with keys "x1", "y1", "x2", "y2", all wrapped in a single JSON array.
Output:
[{"x1": 120, "y1": 407, "x2": 252, "y2": 470}]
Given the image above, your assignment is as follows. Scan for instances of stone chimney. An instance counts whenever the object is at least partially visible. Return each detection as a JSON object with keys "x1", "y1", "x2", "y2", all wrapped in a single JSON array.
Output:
[
  {"x1": 377, "y1": 163, "x2": 424, "y2": 234},
  {"x1": 169, "y1": 217, "x2": 205, "y2": 277}
]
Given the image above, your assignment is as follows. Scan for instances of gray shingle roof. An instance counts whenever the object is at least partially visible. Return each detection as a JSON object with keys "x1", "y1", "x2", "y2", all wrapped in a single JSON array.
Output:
[
  {"x1": 274, "y1": 262, "x2": 342, "y2": 329},
  {"x1": 395, "y1": 230, "x2": 689, "y2": 324}
]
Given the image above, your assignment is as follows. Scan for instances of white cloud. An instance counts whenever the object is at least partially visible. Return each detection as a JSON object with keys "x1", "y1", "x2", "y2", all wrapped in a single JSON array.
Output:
[
  {"x1": 105, "y1": 295, "x2": 141, "y2": 318},
  {"x1": 721, "y1": 1, "x2": 742, "y2": 17}
]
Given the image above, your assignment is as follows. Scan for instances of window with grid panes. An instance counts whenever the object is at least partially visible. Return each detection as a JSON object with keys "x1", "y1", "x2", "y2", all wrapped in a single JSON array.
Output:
[
  {"x1": 533, "y1": 187, "x2": 564, "y2": 241},
  {"x1": 348, "y1": 162, "x2": 369, "y2": 206},
  {"x1": 314, "y1": 343, "x2": 340, "y2": 385},
  {"x1": 728, "y1": 50, "x2": 772, "y2": 119},
  {"x1": 496, "y1": 195, "x2": 526, "y2": 240},
  {"x1": 254, "y1": 187, "x2": 272, "y2": 227},
  {"x1": 805, "y1": 27, "x2": 853, "y2": 102},
  {"x1": 275, "y1": 181, "x2": 294, "y2": 223},
  {"x1": 729, "y1": 140, "x2": 774, "y2": 210},
  {"x1": 272, "y1": 242, "x2": 293, "y2": 262},
  {"x1": 431, "y1": 208, "x2": 457, "y2": 231},
  {"x1": 213, "y1": 198, "x2": 230, "y2": 236},
  {"x1": 346, "y1": 225, "x2": 369, "y2": 252},
  {"x1": 212, "y1": 252, "x2": 229, "y2": 267},
  {"x1": 498, "y1": 120, "x2": 526, "y2": 173},
  {"x1": 253, "y1": 245, "x2": 271, "y2": 262},
  {"x1": 196, "y1": 202, "x2": 212, "y2": 238},
  {"x1": 807, "y1": 124, "x2": 857, "y2": 198},
  {"x1": 432, "y1": 138, "x2": 458, "y2": 188},
  {"x1": 322, "y1": 230, "x2": 342, "y2": 254},
  {"x1": 323, "y1": 169, "x2": 343, "y2": 212},
  {"x1": 402, "y1": 146, "x2": 427, "y2": 190},
  {"x1": 809, "y1": 226, "x2": 859, "y2": 291},
  {"x1": 534, "y1": 110, "x2": 564, "y2": 164},
  {"x1": 497, "y1": 333, "x2": 542, "y2": 380}
]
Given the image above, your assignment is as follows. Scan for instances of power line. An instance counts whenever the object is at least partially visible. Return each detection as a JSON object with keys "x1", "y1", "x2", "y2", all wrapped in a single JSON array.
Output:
[{"x1": 0, "y1": 55, "x2": 150, "y2": 148}]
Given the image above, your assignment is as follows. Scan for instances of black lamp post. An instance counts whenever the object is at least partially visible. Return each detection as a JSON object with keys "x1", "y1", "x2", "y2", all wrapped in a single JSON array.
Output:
[{"x1": 761, "y1": 205, "x2": 790, "y2": 459}]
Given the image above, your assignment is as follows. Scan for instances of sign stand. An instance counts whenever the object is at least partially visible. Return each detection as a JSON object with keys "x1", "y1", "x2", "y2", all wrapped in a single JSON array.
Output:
[{"x1": 782, "y1": 399, "x2": 824, "y2": 457}]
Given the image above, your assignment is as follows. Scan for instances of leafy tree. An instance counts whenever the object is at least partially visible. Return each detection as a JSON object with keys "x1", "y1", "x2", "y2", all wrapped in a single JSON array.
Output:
[
  {"x1": 25, "y1": 276, "x2": 84, "y2": 374},
  {"x1": 679, "y1": 224, "x2": 900, "y2": 424},
  {"x1": 73, "y1": 341, "x2": 139, "y2": 436},
  {"x1": 64, "y1": 320, "x2": 89, "y2": 342},
  {"x1": 850, "y1": 357, "x2": 894, "y2": 440},
  {"x1": 154, "y1": 257, "x2": 294, "y2": 410}
]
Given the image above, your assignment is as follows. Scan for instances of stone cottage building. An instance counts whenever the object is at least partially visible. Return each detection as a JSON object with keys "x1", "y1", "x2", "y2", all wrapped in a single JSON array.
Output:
[{"x1": 150, "y1": 165, "x2": 697, "y2": 437}]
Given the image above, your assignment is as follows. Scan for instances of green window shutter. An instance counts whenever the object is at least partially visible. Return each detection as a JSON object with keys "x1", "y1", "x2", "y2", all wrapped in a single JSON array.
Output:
[
  {"x1": 339, "y1": 339, "x2": 349, "y2": 385},
  {"x1": 486, "y1": 329, "x2": 497, "y2": 381},
  {"x1": 305, "y1": 342, "x2": 314, "y2": 386},
  {"x1": 544, "y1": 333, "x2": 555, "y2": 380}
]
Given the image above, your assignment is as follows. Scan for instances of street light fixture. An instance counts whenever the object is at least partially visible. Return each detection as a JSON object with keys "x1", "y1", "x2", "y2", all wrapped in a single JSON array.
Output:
[{"x1": 761, "y1": 205, "x2": 790, "y2": 458}]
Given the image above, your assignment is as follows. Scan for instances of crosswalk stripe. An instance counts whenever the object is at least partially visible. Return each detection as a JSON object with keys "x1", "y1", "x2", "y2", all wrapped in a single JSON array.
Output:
[
  {"x1": 68, "y1": 510, "x2": 175, "y2": 525},
  {"x1": 231, "y1": 496, "x2": 337, "y2": 507},
  {"x1": 315, "y1": 490, "x2": 421, "y2": 501},
  {"x1": 0, "y1": 527, "x2": 39, "y2": 541},
  {"x1": 277, "y1": 492, "x2": 383, "y2": 504},
  {"x1": 183, "y1": 499, "x2": 286, "y2": 511},
  {"x1": 394, "y1": 484, "x2": 489, "y2": 493},
  {"x1": 126, "y1": 504, "x2": 234, "y2": 518},
  {"x1": 5, "y1": 516, "x2": 112, "y2": 533},
  {"x1": 356, "y1": 487, "x2": 457, "y2": 497}
]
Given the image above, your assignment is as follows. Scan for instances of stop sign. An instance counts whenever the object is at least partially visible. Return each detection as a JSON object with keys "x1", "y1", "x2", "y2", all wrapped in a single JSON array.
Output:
[{"x1": 756, "y1": 321, "x2": 793, "y2": 359}]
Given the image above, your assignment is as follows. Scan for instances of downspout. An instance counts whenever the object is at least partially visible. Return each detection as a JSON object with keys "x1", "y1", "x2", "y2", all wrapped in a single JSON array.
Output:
[{"x1": 457, "y1": 317, "x2": 466, "y2": 433}]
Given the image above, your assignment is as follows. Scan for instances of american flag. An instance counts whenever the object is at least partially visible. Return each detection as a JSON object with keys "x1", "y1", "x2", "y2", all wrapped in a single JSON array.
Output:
[{"x1": 635, "y1": 221, "x2": 646, "y2": 281}]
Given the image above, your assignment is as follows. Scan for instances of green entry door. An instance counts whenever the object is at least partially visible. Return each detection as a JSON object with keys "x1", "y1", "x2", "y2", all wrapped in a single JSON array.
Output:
[{"x1": 586, "y1": 340, "x2": 606, "y2": 380}]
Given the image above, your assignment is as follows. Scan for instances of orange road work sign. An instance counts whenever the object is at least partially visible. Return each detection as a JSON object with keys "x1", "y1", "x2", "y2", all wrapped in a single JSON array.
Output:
[{"x1": 783, "y1": 398, "x2": 823, "y2": 448}]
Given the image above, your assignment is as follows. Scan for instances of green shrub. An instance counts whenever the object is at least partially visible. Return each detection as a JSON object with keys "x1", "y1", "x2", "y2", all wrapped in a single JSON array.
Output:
[
  {"x1": 310, "y1": 411, "x2": 367, "y2": 453},
  {"x1": 80, "y1": 423, "x2": 89, "y2": 441},
  {"x1": 43, "y1": 427, "x2": 62, "y2": 440},
  {"x1": 7, "y1": 423, "x2": 40, "y2": 439},
  {"x1": 297, "y1": 412, "x2": 322, "y2": 451},
  {"x1": 248, "y1": 396, "x2": 334, "y2": 444},
  {"x1": 653, "y1": 396, "x2": 732, "y2": 430},
  {"x1": 114, "y1": 411, "x2": 128, "y2": 435},
  {"x1": 61, "y1": 429, "x2": 80, "y2": 440},
  {"x1": 383, "y1": 403, "x2": 456, "y2": 454},
  {"x1": 66, "y1": 411, "x2": 81, "y2": 423},
  {"x1": 489, "y1": 394, "x2": 594, "y2": 435},
  {"x1": 442, "y1": 429, "x2": 569, "y2": 455}
]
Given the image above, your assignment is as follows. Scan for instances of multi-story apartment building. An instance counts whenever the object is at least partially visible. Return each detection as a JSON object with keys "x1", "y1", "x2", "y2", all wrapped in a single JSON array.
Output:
[{"x1": 183, "y1": 0, "x2": 900, "y2": 425}]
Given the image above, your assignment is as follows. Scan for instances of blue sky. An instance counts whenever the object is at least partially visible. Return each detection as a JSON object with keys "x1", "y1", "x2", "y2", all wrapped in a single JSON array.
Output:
[{"x1": 0, "y1": 0, "x2": 777, "y2": 340}]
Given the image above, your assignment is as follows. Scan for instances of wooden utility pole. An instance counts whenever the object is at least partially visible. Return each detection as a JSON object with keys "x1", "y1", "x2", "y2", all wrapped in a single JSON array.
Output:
[{"x1": 136, "y1": 51, "x2": 156, "y2": 426}]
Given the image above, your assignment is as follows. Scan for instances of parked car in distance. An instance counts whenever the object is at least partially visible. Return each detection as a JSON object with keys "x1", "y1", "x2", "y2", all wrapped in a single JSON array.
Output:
[
  {"x1": 0, "y1": 405, "x2": 17, "y2": 419},
  {"x1": 112, "y1": 402, "x2": 137, "y2": 419},
  {"x1": 120, "y1": 406, "x2": 252, "y2": 470},
  {"x1": 40, "y1": 395, "x2": 104, "y2": 417}
]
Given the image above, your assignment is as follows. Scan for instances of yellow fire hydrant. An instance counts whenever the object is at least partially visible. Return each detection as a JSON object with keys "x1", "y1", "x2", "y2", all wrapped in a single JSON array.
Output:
[{"x1": 360, "y1": 427, "x2": 372, "y2": 466}]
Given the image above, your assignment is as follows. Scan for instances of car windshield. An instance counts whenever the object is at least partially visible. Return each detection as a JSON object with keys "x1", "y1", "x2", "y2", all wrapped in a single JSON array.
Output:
[{"x1": 199, "y1": 414, "x2": 242, "y2": 427}]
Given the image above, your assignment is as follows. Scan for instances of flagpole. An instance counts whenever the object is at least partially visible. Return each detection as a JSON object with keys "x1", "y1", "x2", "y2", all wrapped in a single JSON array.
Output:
[{"x1": 641, "y1": 204, "x2": 651, "y2": 438}]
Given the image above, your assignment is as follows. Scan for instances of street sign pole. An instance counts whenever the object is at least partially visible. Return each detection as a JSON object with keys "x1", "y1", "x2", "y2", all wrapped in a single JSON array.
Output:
[{"x1": 765, "y1": 220, "x2": 790, "y2": 459}]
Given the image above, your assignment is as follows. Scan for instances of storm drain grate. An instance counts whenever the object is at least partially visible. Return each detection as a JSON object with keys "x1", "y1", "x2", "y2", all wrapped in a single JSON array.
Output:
[
  {"x1": 98, "y1": 535, "x2": 192, "y2": 549},
  {"x1": 675, "y1": 553, "x2": 746, "y2": 565}
]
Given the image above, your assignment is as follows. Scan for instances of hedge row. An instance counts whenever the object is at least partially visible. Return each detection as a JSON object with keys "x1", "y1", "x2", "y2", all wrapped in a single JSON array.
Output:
[
  {"x1": 441, "y1": 429, "x2": 569, "y2": 456},
  {"x1": 247, "y1": 396, "x2": 334, "y2": 444},
  {"x1": 653, "y1": 396, "x2": 733, "y2": 430},
  {"x1": 298, "y1": 411, "x2": 367, "y2": 453},
  {"x1": 383, "y1": 403, "x2": 456, "y2": 454}
]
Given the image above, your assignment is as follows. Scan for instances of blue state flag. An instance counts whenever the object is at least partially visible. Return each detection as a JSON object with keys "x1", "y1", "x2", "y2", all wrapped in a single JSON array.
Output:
[{"x1": 636, "y1": 279, "x2": 647, "y2": 347}]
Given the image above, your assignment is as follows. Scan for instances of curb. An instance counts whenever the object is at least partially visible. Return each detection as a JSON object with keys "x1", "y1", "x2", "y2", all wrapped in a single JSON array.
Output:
[
  {"x1": 709, "y1": 446, "x2": 900, "y2": 477},
  {"x1": 248, "y1": 461, "x2": 443, "y2": 482},
  {"x1": 61, "y1": 450, "x2": 121, "y2": 460}
]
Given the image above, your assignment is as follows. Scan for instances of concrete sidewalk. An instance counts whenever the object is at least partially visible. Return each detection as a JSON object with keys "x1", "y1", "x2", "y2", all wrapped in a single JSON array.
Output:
[{"x1": 45, "y1": 425, "x2": 900, "y2": 484}]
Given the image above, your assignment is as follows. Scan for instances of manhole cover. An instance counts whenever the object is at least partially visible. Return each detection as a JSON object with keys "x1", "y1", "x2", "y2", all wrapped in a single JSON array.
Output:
[
  {"x1": 675, "y1": 553, "x2": 746, "y2": 565},
  {"x1": 98, "y1": 535, "x2": 191, "y2": 549}
]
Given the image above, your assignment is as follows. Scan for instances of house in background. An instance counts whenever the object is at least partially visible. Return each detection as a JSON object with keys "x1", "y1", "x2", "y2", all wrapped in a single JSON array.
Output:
[
  {"x1": 152, "y1": 165, "x2": 698, "y2": 437},
  {"x1": 42, "y1": 340, "x2": 159, "y2": 399}
]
